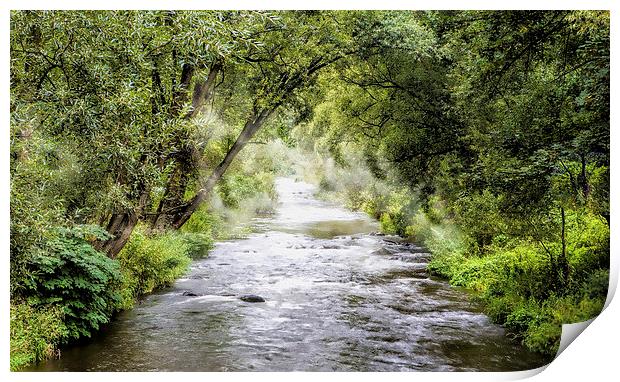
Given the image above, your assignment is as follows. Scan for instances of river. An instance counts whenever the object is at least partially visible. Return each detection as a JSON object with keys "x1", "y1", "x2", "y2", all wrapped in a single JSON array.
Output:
[{"x1": 29, "y1": 177, "x2": 549, "y2": 371}]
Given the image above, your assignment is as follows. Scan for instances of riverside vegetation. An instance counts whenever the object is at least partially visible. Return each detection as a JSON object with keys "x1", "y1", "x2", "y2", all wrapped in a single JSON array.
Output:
[{"x1": 10, "y1": 11, "x2": 609, "y2": 369}]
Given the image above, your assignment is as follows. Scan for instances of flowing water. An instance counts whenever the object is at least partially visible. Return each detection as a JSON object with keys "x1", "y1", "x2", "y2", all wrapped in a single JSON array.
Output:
[{"x1": 30, "y1": 178, "x2": 549, "y2": 372}]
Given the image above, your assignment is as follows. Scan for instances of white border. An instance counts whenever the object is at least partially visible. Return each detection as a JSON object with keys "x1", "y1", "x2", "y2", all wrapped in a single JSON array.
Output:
[
  {"x1": 1, "y1": 0, "x2": 617, "y2": 11},
  {"x1": 2, "y1": 1, "x2": 617, "y2": 382}
]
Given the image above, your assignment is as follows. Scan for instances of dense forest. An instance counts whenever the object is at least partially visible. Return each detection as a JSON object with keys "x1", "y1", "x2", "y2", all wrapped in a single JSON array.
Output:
[{"x1": 10, "y1": 10, "x2": 609, "y2": 370}]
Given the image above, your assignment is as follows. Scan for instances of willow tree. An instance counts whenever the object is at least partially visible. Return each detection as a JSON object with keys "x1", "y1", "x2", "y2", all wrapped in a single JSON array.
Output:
[
  {"x1": 11, "y1": 10, "x2": 364, "y2": 257},
  {"x1": 151, "y1": 11, "x2": 360, "y2": 230},
  {"x1": 10, "y1": 10, "x2": 271, "y2": 257}
]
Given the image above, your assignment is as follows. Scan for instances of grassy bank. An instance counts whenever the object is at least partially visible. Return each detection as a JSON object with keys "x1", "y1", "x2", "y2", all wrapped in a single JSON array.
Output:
[{"x1": 308, "y1": 150, "x2": 609, "y2": 357}]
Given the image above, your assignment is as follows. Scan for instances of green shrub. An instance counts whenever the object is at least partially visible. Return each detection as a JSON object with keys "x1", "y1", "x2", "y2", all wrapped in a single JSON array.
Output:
[
  {"x1": 319, "y1": 175, "x2": 336, "y2": 192},
  {"x1": 360, "y1": 188, "x2": 387, "y2": 219},
  {"x1": 10, "y1": 302, "x2": 68, "y2": 371},
  {"x1": 218, "y1": 172, "x2": 276, "y2": 210},
  {"x1": 505, "y1": 300, "x2": 544, "y2": 335},
  {"x1": 417, "y1": 208, "x2": 607, "y2": 357},
  {"x1": 524, "y1": 321, "x2": 562, "y2": 355},
  {"x1": 451, "y1": 190, "x2": 507, "y2": 249},
  {"x1": 545, "y1": 294, "x2": 605, "y2": 324},
  {"x1": 519, "y1": 294, "x2": 605, "y2": 355},
  {"x1": 485, "y1": 294, "x2": 523, "y2": 324},
  {"x1": 182, "y1": 204, "x2": 224, "y2": 237},
  {"x1": 566, "y1": 212, "x2": 610, "y2": 288},
  {"x1": 116, "y1": 227, "x2": 192, "y2": 309},
  {"x1": 582, "y1": 269, "x2": 609, "y2": 299},
  {"x1": 24, "y1": 225, "x2": 121, "y2": 339},
  {"x1": 180, "y1": 232, "x2": 214, "y2": 259}
]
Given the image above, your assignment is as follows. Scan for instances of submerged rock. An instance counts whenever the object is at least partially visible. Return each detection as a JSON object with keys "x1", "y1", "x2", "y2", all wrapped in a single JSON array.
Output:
[
  {"x1": 239, "y1": 294, "x2": 266, "y2": 303},
  {"x1": 182, "y1": 291, "x2": 200, "y2": 297}
]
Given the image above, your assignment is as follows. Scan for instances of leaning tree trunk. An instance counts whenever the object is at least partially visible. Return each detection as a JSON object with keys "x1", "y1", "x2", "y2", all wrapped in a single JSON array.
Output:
[
  {"x1": 94, "y1": 192, "x2": 149, "y2": 258},
  {"x1": 150, "y1": 149, "x2": 195, "y2": 231},
  {"x1": 166, "y1": 108, "x2": 272, "y2": 230},
  {"x1": 149, "y1": 63, "x2": 222, "y2": 230},
  {"x1": 157, "y1": 53, "x2": 341, "y2": 230},
  {"x1": 94, "y1": 212, "x2": 139, "y2": 258}
]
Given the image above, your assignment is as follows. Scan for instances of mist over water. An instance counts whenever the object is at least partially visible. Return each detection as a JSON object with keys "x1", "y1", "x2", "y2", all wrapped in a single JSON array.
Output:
[{"x1": 29, "y1": 178, "x2": 548, "y2": 372}]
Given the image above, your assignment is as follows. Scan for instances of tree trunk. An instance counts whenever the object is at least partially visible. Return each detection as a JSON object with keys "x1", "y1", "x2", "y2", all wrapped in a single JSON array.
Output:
[
  {"x1": 149, "y1": 63, "x2": 223, "y2": 230},
  {"x1": 578, "y1": 153, "x2": 590, "y2": 199},
  {"x1": 150, "y1": 150, "x2": 194, "y2": 231},
  {"x1": 94, "y1": 192, "x2": 149, "y2": 258},
  {"x1": 154, "y1": 53, "x2": 339, "y2": 230},
  {"x1": 170, "y1": 63, "x2": 195, "y2": 116},
  {"x1": 185, "y1": 62, "x2": 222, "y2": 120},
  {"x1": 94, "y1": 212, "x2": 139, "y2": 258},
  {"x1": 558, "y1": 206, "x2": 570, "y2": 285},
  {"x1": 168, "y1": 108, "x2": 272, "y2": 229}
]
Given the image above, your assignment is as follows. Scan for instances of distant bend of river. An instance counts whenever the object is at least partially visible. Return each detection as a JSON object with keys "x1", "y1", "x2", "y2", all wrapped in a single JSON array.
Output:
[{"x1": 29, "y1": 177, "x2": 549, "y2": 372}]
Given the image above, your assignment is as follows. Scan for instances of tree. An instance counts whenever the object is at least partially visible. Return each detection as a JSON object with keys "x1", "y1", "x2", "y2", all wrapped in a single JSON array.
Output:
[
  {"x1": 11, "y1": 11, "x2": 273, "y2": 257},
  {"x1": 153, "y1": 11, "x2": 359, "y2": 229}
]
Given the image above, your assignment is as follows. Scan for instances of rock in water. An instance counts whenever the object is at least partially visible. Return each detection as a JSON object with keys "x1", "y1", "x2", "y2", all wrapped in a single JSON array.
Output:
[
  {"x1": 182, "y1": 291, "x2": 200, "y2": 297},
  {"x1": 239, "y1": 294, "x2": 265, "y2": 303}
]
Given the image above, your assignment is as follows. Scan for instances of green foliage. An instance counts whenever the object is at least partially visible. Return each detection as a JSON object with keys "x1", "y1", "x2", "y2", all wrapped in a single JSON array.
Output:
[
  {"x1": 181, "y1": 203, "x2": 225, "y2": 237},
  {"x1": 10, "y1": 303, "x2": 68, "y2": 371},
  {"x1": 582, "y1": 269, "x2": 609, "y2": 299},
  {"x1": 424, "y1": 214, "x2": 607, "y2": 356},
  {"x1": 24, "y1": 225, "x2": 121, "y2": 339},
  {"x1": 523, "y1": 321, "x2": 562, "y2": 355},
  {"x1": 115, "y1": 227, "x2": 193, "y2": 309},
  {"x1": 10, "y1": 120, "x2": 68, "y2": 295},
  {"x1": 10, "y1": 9, "x2": 610, "y2": 368},
  {"x1": 218, "y1": 172, "x2": 277, "y2": 211},
  {"x1": 451, "y1": 191, "x2": 507, "y2": 251},
  {"x1": 180, "y1": 233, "x2": 215, "y2": 260},
  {"x1": 297, "y1": 10, "x2": 609, "y2": 358}
]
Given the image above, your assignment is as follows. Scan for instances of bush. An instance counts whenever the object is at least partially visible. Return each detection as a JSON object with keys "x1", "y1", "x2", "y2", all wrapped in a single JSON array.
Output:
[
  {"x1": 218, "y1": 172, "x2": 276, "y2": 210},
  {"x1": 24, "y1": 225, "x2": 121, "y2": 339},
  {"x1": 10, "y1": 223, "x2": 216, "y2": 369},
  {"x1": 360, "y1": 187, "x2": 388, "y2": 219},
  {"x1": 582, "y1": 269, "x2": 609, "y2": 300},
  {"x1": 412, "y1": 204, "x2": 608, "y2": 357},
  {"x1": 524, "y1": 321, "x2": 562, "y2": 355},
  {"x1": 485, "y1": 294, "x2": 522, "y2": 324},
  {"x1": 451, "y1": 190, "x2": 507, "y2": 250},
  {"x1": 505, "y1": 300, "x2": 544, "y2": 335},
  {"x1": 10, "y1": 302, "x2": 68, "y2": 371},
  {"x1": 180, "y1": 232, "x2": 214, "y2": 259},
  {"x1": 182, "y1": 204, "x2": 224, "y2": 237},
  {"x1": 115, "y1": 227, "x2": 192, "y2": 309}
]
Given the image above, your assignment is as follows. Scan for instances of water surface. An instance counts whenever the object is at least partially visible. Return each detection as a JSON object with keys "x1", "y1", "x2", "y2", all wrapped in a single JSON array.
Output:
[{"x1": 30, "y1": 178, "x2": 549, "y2": 371}]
